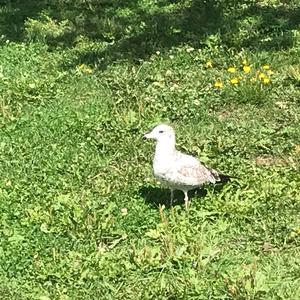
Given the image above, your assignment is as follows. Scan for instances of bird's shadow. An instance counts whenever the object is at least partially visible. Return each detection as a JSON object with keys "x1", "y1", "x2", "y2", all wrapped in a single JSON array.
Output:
[
  {"x1": 139, "y1": 185, "x2": 208, "y2": 208},
  {"x1": 139, "y1": 182, "x2": 230, "y2": 208}
]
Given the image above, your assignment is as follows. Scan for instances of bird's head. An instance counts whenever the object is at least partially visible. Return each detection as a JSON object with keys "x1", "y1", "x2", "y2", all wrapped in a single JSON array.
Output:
[{"x1": 143, "y1": 124, "x2": 175, "y2": 143}]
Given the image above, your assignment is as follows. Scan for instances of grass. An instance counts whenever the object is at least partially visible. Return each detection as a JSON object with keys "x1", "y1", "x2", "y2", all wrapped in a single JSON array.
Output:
[{"x1": 0, "y1": 0, "x2": 300, "y2": 299}]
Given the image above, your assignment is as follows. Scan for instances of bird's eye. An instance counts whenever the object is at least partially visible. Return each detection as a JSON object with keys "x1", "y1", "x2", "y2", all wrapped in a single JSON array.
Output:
[{"x1": 158, "y1": 130, "x2": 164, "y2": 133}]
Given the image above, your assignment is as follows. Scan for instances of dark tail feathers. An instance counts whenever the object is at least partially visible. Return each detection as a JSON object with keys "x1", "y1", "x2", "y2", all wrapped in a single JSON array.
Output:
[
  {"x1": 217, "y1": 173, "x2": 232, "y2": 183},
  {"x1": 206, "y1": 164, "x2": 238, "y2": 184}
]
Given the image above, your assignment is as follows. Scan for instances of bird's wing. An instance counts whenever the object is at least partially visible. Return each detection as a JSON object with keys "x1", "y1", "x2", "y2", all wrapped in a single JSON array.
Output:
[{"x1": 173, "y1": 152, "x2": 218, "y2": 186}]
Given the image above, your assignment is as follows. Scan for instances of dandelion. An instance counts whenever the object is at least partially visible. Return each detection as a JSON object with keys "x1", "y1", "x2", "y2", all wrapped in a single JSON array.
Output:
[
  {"x1": 262, "y1": 77, "x2": 270, "y2": 84},
  {"x1": 243, "y1": 65, "x2": 251, "y2": 74},
  {"x1": 214, "y1": 80, "x2": 223, "y2": 88},
  {"x1": 230, "y1": 77, "x2": 239, "y2": 85},
  {"x1": 78, "y1": 64, "x2": 93, "y2": 74},
  {"x1": 291, "y1": 228, "x2": 300, "y2": 237},
  {"x1": 263, "y1": 65, "x2": 270, "y2": 70},
  {"x1": 294, "y1": 144, "x2": 300, "y2": 154},
  {"x1": 205, "y1": 60, "x2": 213, "y2": 68},
  {"x1": 227, "y1": 67, "x2": 236, "y2": 73},
  {"x1": 258, "y1": 72, "x2": 266, "y2": 80},
  {"x1": 85, "y1": 67, "x2": 93, "y2": 74}
]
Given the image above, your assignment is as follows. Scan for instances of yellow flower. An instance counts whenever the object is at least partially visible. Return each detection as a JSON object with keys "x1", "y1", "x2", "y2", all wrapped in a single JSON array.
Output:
[
  {"x1": 77, "y1": 64, "x2": 93, "y2": 74},
  {"x1": 263, "y1": 65, "x2": 270, "y2": 70},
  {"x1": 214, "y1": 80, "x2": 223, "y2": 88},
  {"x1": 267, "y1": 70, "x2": 274, "y2": 76},
  {"x1": 85, "y1": 68, "x2": 93, "y2": 74},
  {"x1": 227, "y1": 67, "x2": 236, "y2": 73},
  {"x1": 230, "y1": 77, "x2": 239, "y2": 85},
  {"x1": 242, "y1": 59, "x2": 248, "y2": 65},
  {"x1": 291, "y1": 228, "x2": 300, "y2": 237},
  {"x1": 205, "y1": 60, "x2": 213, "y2": 68},
  {"x1": 243, "y1": 65, "x2": 251, "y2": 74},
  {"x1": 262, "y1": 77, "x2": 270, "y2": 84},
  {"x1": 294, "y1": 144, "x2": 300, "y2": 154},
  {"x1": 258, "y1": 72, "x2": 266, "y2": 80}
]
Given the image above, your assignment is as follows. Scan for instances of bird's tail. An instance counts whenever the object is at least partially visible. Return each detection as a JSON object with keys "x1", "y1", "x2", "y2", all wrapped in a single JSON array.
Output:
[
  {"x1": 209, "y1": 168, "x2": 235, "y2": 184},
  {"x1": 206, "y1": 164, "x2": 237, "y2": 184},
  {"x1": 217, "y1": 173, "x2": 232, "y2": 183}
]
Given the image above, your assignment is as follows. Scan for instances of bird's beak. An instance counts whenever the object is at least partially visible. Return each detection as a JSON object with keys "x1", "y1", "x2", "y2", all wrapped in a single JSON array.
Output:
[
  {"x1": 143, "y1": 133, "x2": 151, "y2": 139},
  {"x1": 143, "y1": 131, "x2": 153, "y2": 139}
]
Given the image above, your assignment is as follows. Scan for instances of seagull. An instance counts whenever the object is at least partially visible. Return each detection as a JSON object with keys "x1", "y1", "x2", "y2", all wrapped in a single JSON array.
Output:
[{"x1": 143, "y1": 124, "x2": 231, "y2": 209}]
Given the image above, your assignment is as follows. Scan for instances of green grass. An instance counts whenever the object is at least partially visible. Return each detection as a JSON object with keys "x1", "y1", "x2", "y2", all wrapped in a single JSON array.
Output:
[{"x1": 0, "y1": 1, "x2": 300, "y2": 299}]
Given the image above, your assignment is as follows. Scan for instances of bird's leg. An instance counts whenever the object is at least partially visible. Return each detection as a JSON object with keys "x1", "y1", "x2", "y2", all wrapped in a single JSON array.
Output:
[
  {"x1": 183, "y1": 191, "x2": 189, "y2": 210},
  {"x1": 170, "y1": 189, "x2": 174, "y2": 206}
]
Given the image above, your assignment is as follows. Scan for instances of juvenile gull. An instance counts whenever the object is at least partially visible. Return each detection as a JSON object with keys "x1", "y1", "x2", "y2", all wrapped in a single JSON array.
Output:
[{"x1": 144, "y1": 124, "x2": 230, "y2": 209}]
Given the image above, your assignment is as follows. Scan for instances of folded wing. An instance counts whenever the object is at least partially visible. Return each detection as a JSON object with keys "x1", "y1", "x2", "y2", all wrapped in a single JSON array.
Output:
[{"x1": 174, "y1": 152, "x2": 219, "y2": 186}]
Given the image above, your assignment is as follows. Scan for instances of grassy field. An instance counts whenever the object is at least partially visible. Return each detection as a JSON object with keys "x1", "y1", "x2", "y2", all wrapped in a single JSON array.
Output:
[{"x1": 0, "y1": 0, "x2": 300, "y2": 299}]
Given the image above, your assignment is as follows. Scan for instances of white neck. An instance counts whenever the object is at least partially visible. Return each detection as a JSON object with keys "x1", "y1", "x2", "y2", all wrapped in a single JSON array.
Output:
[{"x1": 154, "y1": 135, "x2": 176, "y2": 161}]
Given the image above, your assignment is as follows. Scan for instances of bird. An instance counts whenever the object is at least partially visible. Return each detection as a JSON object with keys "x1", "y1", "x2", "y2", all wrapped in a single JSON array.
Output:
[{"x1": 143, "y1": 124, "x2": 231, "y2": 209}]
